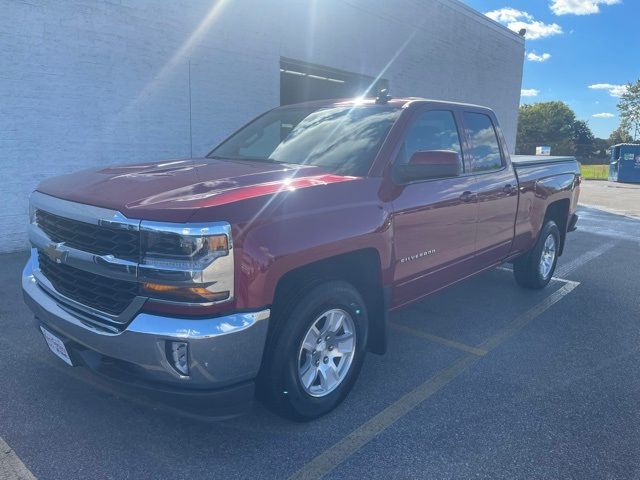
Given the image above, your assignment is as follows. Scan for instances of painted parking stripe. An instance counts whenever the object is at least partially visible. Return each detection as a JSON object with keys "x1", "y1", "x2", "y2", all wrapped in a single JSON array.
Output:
[
  {"x1": 577, "y1": 206, "x2": 640, "y2": 242},
  {"x1": 288, "y1": 281, "x2": 580, "y2": 480},
  {"x1": 554, "y1": 240, "x2": 616, "y2": 278},
  {"x1": 478, "y1": 280, "x2": 578, "y2": 352},
  {"x1": 389, "y1": 322, "x2": 488, "y2": 356},
  {"x1": 496, "y1": 239, "x2": 617, "y2": 280},
  {"x1": 0, "y1": 437, "x2": 36, "y2": 480},
  {"x1": 391, "y1": 276, "x2": 579, "y2": 357}
]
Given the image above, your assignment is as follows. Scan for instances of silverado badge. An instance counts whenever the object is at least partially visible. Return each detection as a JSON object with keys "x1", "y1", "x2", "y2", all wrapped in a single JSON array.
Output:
[{"x1": 400, "y1": 249, "x2": 436, "y2": 264}]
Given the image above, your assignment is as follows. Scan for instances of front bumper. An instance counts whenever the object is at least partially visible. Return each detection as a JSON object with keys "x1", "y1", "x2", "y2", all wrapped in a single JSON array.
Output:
[{"x1": 22, "y1": 251, "x2": 270, "y2": 417}]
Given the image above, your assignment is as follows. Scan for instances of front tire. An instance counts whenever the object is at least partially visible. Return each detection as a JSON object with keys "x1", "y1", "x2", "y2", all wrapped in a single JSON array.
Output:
[
  {"x1": 513, "y1": 220, "x2": 560, "y2": 289},
  {"x1": 258, "y1": 281, "x2": 368, "y2": 421}
]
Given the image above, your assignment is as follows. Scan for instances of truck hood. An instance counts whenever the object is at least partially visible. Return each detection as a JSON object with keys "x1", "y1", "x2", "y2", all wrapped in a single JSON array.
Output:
[{"x1": 36, "y1": 158, "x2": 357, "y2": 222}]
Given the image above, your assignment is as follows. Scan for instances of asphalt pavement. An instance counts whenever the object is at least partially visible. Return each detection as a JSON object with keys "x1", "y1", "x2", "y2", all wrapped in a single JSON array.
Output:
[
  {"x1": 579, "y1": 180, "x2": 640, "y2": 218},
  {"x1": 1, "y1": 205, "x2": 639, "y2": 479}
]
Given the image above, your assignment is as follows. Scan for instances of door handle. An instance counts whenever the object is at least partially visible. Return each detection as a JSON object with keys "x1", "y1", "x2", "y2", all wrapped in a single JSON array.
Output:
[
  {"x1": 460, "y1": 191, "x2": 476, "y2": 202},
  {"x1": 503, "y1": 184, "x2": 516, "y2": 194}
]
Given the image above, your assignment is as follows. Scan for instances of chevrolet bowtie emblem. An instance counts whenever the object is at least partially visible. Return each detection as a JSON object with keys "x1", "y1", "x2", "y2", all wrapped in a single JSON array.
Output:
[{"x1": 44, "y1": 242, "x2": 67, "y2": 264}]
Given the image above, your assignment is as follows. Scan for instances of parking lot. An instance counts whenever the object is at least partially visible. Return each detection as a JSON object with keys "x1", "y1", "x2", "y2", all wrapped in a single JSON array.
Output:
[
  {"x1": 580, "y1": 179, "x2": 640, "y2": 218},
  {"x1": 1, "y1": 203, "x2": 639, "y2": 479}
]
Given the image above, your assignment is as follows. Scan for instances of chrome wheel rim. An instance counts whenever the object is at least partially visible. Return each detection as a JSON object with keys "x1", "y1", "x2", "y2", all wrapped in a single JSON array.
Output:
[
  {"x1": 297, "y1": 308, "x2": 356, "y2": 397},
  {"x1": 539, "y1": 234, "x2": 557, "y2": 279}
]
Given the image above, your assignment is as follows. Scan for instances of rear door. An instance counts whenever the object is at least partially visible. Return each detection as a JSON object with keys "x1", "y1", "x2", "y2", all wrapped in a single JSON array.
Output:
[
  {"x1": 461, "y1": 110, "x2": 518, "y2": 266},
  {"x1": 390, "y1": 107, "x2": 478, "y2": 308}
]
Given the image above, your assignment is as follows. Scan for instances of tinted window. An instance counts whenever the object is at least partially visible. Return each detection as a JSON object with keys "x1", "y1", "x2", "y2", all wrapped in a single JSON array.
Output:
[
  {"x1": 396, "y1": 110, "x2": 462, "y2": 170},
  {"x1": 210, "y1": 106, "x2": 400, "y2": 176},
  {"x1": 464, "y1": 112, "x2": 503, "y2": 172}
]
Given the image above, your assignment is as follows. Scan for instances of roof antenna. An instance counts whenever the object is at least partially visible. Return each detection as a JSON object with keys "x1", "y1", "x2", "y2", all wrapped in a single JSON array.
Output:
[{"x1": 375, "y1": 87, "x2": 391, "y2": 104}]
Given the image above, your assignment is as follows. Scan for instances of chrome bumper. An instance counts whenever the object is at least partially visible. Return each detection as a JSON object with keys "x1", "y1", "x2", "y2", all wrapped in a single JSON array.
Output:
[{"x1": 22, "y1": 252, "x2": 270, "y2": 389}]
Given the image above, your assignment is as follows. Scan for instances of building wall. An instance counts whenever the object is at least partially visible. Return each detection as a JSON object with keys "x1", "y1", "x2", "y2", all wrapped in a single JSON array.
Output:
[{"x1": 0, "y1": 0, "x2": 524, "y2": 252}]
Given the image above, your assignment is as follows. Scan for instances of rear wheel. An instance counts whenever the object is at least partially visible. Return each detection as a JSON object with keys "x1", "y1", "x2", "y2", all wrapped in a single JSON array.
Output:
[
  {"x1": 513, "y1": 220, "x2": 560, "y2": 289},
  {"x1": 258, "y1": 281, "x2": 368, "y2": 420}
]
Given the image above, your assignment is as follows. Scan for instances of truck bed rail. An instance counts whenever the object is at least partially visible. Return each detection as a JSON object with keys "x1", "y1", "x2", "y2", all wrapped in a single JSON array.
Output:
[{"x1": 511, "y1": 155, "x2": 576, "y2": 168}]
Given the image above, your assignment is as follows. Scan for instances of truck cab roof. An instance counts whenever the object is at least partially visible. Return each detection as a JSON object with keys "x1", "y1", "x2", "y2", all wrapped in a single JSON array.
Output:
[{"x1": 280, "y1": 96, "x2": 492, "y2": 112}]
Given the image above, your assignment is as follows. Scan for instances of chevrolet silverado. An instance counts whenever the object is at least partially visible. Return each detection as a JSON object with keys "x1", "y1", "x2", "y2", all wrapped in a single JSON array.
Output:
[{"x1": 22, "y1": 96, "x2": 580, "y2": 420}]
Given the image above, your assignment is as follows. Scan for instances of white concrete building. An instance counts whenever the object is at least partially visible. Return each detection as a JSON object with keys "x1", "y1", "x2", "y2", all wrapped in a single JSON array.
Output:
[{"x1": 0, "y1": 0, "x2": 524, "y2": 252}]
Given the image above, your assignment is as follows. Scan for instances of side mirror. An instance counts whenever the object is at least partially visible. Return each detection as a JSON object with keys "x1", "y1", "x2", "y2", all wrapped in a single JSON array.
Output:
[{"x1": 395, "y1": 150, "x2": 461, "y2": 183}]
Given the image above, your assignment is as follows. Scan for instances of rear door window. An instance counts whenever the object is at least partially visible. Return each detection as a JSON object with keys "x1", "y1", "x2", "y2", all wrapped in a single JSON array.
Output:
[{"x1": 463, "y1": 112, "x2": 503, "y2": 173}]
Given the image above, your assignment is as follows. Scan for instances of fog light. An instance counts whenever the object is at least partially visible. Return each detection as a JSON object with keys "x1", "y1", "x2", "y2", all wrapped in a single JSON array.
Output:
[{"x1": 167, "y1": 341, "x2": 189, "y2": 376}]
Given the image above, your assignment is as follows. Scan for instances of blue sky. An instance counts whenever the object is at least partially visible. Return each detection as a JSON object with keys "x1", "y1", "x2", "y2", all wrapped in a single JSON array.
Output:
[{"x1": 463, "y1": 0, "x2": 639, "y2": 138}]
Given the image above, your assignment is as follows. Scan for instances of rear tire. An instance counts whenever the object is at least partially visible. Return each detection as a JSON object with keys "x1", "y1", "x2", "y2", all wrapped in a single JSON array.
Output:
[
  {"x1": 513, "y1": 220, "x2": 560, "y2": 289},
  {"x1": 258, "y1": 280, "x2": 368, "y2": 421}
]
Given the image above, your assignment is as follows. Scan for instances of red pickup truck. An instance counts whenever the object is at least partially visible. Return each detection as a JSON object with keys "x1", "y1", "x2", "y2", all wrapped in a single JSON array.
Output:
[{"x1": 22, "y1": 96, "x2": 580, "y2": 420}]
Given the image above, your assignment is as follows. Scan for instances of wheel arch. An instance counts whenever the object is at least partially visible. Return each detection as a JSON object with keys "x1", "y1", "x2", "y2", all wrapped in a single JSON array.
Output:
[
  {"x1": 270, "y1": 248, "x2": 388, "y2": 355},
  {"x1": 544, "y1": 198, "x2": 571, "y2": 255}
]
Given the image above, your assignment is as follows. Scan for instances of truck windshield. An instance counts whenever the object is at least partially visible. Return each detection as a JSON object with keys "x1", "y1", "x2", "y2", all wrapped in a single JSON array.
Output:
[{"x1": 209, "y1": 105, "x2": 400, "y2": 176}]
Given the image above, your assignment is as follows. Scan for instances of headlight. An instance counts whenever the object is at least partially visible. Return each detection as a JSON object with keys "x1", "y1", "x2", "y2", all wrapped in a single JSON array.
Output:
[
  {"x1": 139, "y1": 221, "x2": 234, "y2": 305},
  {"x1": 141, "y1": 229, "x2": 228, "y2": 270}
]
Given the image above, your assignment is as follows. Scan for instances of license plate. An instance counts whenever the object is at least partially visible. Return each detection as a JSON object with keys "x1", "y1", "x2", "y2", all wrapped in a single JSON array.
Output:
[{"x1": 40, "y1": 327, "x2": 73, "y2": 366}]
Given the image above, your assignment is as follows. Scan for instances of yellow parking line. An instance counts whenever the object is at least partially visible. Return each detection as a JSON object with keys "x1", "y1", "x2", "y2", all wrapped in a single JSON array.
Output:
[
  {"x1": 554, "y1": 240, "x2": 616, "y2": 278},
  {"x1": 0, "y1": 437, "x2": 36, "y2": 480},
  {"x1": 497, "y1": 240, "x2": 617, "y2": 281},
  {"x1": 478, "y1": 281, "x2": 579, "y2": 352},
  {"x1": 497, "y1": 266, "x2": 581, "y2": 286},
  {"x1": 288, "y1": 280, "x2": 580, "y2": 480},
  {"x1": 289, "y1": 355, "x2": 478, "y2": 480},
  {"x1": 389, "y1": 322, "x2": 488, "y2": 356}
]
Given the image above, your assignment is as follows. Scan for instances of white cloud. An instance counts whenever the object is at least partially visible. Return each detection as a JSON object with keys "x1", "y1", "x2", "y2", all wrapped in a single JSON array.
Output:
[
  {"x1": 589, "y1": 83, "x2": 628, "y2": 97},
  {"x1": 511, "y1": 21, "x2": 563, "y2": 40},
  {"x1": 527, "y1": 52, "x2": 552, "y2": 62},
  {"x1": 592, "y1": 112, "x2": 615, "y2": 118},
  {"x1": 486, "y1": 7, "x2": 534, "y2": 23},
  {"x1": 521, "y1": 89, "x2": 540, "y2": 97},
  {"x1": 485, "y1": 8, "x2": 563, "y2": 40},
  {"x1": 550, "y1": 0, "x2": 621, "y2": 16}
]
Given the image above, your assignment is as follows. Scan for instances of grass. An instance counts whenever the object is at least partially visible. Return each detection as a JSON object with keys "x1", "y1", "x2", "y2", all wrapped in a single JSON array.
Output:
[{"x1": 580, "y1": 164, "x2": 609, "y2": 180}]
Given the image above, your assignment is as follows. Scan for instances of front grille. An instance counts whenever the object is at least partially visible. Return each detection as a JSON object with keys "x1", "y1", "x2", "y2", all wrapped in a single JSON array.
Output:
[
  {"x1": 38, "y1": 252, "x2": 138, "y2": 316},
  {"x1": 36, "y1": 209, "x2": 139, "y2": 262}
]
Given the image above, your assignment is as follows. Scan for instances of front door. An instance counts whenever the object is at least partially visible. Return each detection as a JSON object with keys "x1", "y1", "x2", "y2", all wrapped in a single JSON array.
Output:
[{"x1": 390, "y1": 108, "x2": 478, "y2": 308}]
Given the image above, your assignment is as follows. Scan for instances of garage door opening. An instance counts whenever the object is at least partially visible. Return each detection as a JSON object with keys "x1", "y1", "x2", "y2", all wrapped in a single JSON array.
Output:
[{"x1": 280, "y1": 57, "x2": 388, "y2": 106}]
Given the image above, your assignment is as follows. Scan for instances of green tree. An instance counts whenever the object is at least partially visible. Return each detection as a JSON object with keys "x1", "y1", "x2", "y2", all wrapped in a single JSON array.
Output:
[
  {"x1": 573, "y1": 120, "x2": 595, "y2": 158},
  {"x1": 608, "y1": 126, "x2": 633, "y2": 146},
  {"x1": 593, "y1": 138, "x2": 610, "y2": 158},
  {"x1": 617, "y1": 80, "x2": 640, "y2": 141},
  {"x1": 516, "y1": 101, "x2": 595, "y2": 157}
]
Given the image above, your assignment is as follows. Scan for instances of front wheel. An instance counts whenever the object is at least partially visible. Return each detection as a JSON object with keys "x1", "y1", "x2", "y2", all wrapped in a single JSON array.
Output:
[
  {"x1": 258, "y1": 281, "x2": 368, "y2": 420},
  {"x1": 513, "y1": 220, "x2": 560, "y2": 289}
]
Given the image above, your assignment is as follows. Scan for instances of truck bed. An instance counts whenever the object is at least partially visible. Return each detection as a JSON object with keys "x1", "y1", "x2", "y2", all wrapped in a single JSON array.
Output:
[{"x1": 511, "y1": 155, "x2": 576, "y2": 168}]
